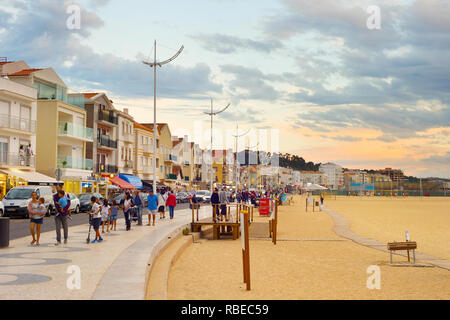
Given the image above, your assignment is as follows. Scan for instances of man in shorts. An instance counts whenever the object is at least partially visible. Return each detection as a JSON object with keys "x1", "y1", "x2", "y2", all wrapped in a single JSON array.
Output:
[{"x1": 147, "y1": 190, "x2": 158, "y2": 226}]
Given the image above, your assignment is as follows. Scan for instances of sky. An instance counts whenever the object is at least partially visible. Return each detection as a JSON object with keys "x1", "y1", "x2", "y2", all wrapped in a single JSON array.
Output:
[{"x1": 0, "y1": 0, "x2": 449, "y2": 178}]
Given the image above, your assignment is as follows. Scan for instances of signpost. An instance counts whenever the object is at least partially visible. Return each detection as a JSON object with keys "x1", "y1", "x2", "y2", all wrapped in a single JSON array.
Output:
[{"x1": 240, "y1": 210, "x2": 250, "y2": 290}]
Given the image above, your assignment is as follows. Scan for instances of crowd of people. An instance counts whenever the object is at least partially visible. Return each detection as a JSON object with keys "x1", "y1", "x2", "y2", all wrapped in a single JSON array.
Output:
[
  {"x1": 27, "y1": 185, "x2": 289, "y2": 246},
  {"x1": 27, "y1": 185, "x2": 180, "y2": 246}
]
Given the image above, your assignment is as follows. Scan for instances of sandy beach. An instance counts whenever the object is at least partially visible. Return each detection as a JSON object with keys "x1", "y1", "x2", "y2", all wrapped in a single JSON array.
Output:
[
  {"x1": 325, "y1": 196, "x2": 450, "y2": 260},
  {"x1": 164, "y1": 195, "x2": 450, "y2": 300}
]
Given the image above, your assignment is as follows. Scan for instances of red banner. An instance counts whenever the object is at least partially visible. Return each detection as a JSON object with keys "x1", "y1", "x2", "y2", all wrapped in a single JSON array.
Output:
[{"x1": 259, "y1": 198, "x2": 270, "y2": 216}]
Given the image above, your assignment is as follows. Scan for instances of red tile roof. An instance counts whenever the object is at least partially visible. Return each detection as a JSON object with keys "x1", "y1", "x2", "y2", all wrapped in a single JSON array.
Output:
[
  {"x1": 0, "y1": 61, "x2": 14, "y2": 66},
  {"x1": 7, "y1": 68, "x2": 42, "y2": 76},
  {"x1": 82, "y1": 93, "x2": 99, "y2": 99},
  {"x1": 134, "y1": 122, "x2": 154, "y2": 132}
]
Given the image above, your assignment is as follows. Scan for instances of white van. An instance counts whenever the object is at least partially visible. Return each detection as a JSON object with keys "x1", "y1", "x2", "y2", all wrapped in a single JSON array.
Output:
[{"x1": 2, "y1": 186, "x2": 54, "y2": 218}]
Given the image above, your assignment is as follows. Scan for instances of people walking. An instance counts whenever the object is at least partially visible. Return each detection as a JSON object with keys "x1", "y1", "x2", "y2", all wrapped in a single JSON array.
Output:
[
  {"x1": 211, "y1": 188, "x2": 220, "y2": 222},
  {"x1": 158, "y1": 190, "x2": 167, "y2": 219},
  {"x1": 147, "y1": 190, "x2": 158, "y2": 226},
  {"x1": 218, "y1": 187, "x2": 228, "y2": 221},
  {"x1": 166, "y1": 191, "x2": 177, "y2": 220},
  {"x1": 122, "y1": 193, "x2": 133, "y2": 231},
  {"x1": 53, "y1": 186, "x2": 71, "y2": 245},
  {"x1": 28, "y1": 191, "x2": 45, "y2": 246},
  {"x1": 133, "y1": 190, "x2": 143, "y2": 226},
  {"x1": 101, "y1": 199, "x2": 111, "y2": 233},
  {"x1": 110, "y1": 200, "x2": 119, "y2": 231},
  {"x1": 88, "y1": 196, "x2": 103, "y2": 243}
]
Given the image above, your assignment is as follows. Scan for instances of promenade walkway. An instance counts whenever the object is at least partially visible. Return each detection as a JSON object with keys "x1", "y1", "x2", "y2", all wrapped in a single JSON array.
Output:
[{"x1": 0, "y1": 206, "x2": 210, "y2": 300}]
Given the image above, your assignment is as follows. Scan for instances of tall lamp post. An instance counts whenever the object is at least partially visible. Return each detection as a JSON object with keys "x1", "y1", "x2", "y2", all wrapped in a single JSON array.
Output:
[
  {"x1": 204, "y1": 99, "x2": 230, "y2": 193},
  {"x1": 143, "y1": 40, "x2": 184, "y2": 193},
  {"x1": 233, "y1": 124, "x2": 250, "y2": 193}
]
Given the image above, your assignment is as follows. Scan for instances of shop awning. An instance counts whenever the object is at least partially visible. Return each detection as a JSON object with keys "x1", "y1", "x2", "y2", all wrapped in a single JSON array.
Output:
[
  {"x1": 119, "y1": 174, "x2": 143, "y2": 190},
  {"x1": 0, "y1": 170, "x2": 60, "y2": 185},
  {"x1": 110, "y1": 176, "x2": 135, "y2": 190},
  {"x1": 142, "y1": 180, "x2": 166, "y2": 190}
]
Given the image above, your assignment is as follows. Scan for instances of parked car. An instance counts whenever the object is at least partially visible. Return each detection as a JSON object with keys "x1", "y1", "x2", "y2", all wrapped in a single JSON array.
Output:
[
  {"x1": 0, "y1": 200, "x2": 4, "y2": 217},
  {"x1": 176, "y1": 192, "x2": 189, "y2": 203},
  {"x1": 77, "y1": 193, "x2": 102, "y2": 212},
  {"x1": 2, "y1": 186, "x2": 54, "y2": 218},
  {"x1": 195, "y1": 190, "x2": 211, "y2": 203},
  {"x1": 68, "y1": 193, "x2": 81, "y2": 214}
]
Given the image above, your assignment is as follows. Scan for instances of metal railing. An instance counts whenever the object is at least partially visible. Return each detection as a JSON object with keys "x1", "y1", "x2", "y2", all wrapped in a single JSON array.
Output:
[
  {"x1": 97, "y1": 135, "x2": 117, "y2": 149},
  {"x1": 58, "y1": 122, "x2": 93, "y2": 141},
  {"x1": 98, "y1": 110, "x2": 118, "y2": 125},
  {"x1": 57, "y1": 156, "x2": 93, "y2": 171},
  {"x1": 0, "y1": 115, "x2": 36, "y2": 133},
  {"x1": 0, "y1": 152, "x2": 35, "y2": 167},
  {"x1": 123, "y1": 160, "x2": 134, "y2": 169}
]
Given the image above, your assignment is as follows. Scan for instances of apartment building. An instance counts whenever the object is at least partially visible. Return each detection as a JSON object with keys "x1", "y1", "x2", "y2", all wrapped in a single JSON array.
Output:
[
  {"x1": 4, "y1": 62, "x2": 93, "y2": 191},
  {"x1": 69, "y1": 92, "x2": 119, "y2": 177},
  {"x1": 377, "y1": 167, "x2": 406, "y2": 182},
  {"x1": 140, "y1": 123, "x2": 175, "y2": 182},
  {"x1": 0, "y1": 72, "x2": 42, "y2": 196},
  {"x1": 116, "y1": 108, "x2": 134, "y2": 175},
  {"x1": 133, "y1": 122, "x2": 158, "y2": 187},
  {"x1": 319, "y1": 163, "x2": 343, "y2": 190}
]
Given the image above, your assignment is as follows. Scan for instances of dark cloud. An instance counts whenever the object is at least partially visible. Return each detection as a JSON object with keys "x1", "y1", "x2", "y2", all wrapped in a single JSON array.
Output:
[
  {"x1": 220, "y1": 65, "x2": 282, "y2": 101},
  {"x1": 0, "y1": 0, "x2": 222, "y2": 99},
  {"x1": 191, "y1": 33, "x2": 283, "y2": 54}
]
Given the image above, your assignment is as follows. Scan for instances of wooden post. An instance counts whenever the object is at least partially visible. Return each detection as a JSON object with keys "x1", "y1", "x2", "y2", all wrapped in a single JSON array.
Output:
[
  {"x1": 273, "y1": 200, "x2": 278, "y2": 245},
  {"x1": 196, "y1": 204, "x2": 199, "y2": 222},
  {"x1": 240, "y1": 210, "x2": 251, "y2": 290},
  {"x1": 212, "y1": 204, "x2": 217, "y2": 222}
]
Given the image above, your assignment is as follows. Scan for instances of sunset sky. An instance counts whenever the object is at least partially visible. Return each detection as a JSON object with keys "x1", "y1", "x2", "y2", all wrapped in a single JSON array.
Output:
[{"x1": 1, "y1": 0, "x2": 449, "y2": 177}]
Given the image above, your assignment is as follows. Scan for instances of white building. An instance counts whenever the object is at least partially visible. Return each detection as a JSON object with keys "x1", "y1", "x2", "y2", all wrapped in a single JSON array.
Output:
[
  {"x1": 116, "y1": 108, "x2": 134, "y2": 175},
  {"x1": 299, "y1": 171, "x2": 328, "y2": 186},
  {"x1": 319, "y1": 163, "x2": 343, "y2": 190}
]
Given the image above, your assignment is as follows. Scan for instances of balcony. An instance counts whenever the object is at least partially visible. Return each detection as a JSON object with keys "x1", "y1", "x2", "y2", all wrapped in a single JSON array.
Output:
[
  {"x1": 96, "y1": 163, "x2": 118, "y2": 174},
  {"x1": 57, "y1": 156, "x2": 93, "y2": 171},
  {"x1": 98, "y1": 110, "x2": 118, "y2": 125},
  {"x1": 58, "y1": 122, "x2": 93, "y2": 141},
  {"x1": 122, "y1": 133, "x2": 134, "y2": 143},
  {"x1": 164, "y1": 154, "x2": 177, "y2": 163},
  {"x1": 97, "y1": 135, "x2": 117, "y2": 149},
  {"x1": 123, "y1": 160, "x2": 134, "y2": 169},
  {"x1": 0, "y1": 115, "x2": 36, "y2": 134},
  {"x1": 0, "y1": 153, "x2": 35, "y2": 168}
]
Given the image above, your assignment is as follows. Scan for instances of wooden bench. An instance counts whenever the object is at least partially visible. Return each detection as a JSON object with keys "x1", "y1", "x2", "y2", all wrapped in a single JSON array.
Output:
[
  {"x1": 387, "y1": 241, "x2": 417, "y2": 264},
  {"x1": 191, "y1": 220, "x2": 240, "y2": 240}
]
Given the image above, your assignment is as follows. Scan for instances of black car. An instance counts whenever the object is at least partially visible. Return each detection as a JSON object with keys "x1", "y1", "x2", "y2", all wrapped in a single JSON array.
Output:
[{"x1": 77, "y1": 193, "x2": 102, "y2": 212}]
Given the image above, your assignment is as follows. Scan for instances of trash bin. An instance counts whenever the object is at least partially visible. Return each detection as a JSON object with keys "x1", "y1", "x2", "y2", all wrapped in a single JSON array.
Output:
[{"x1": 0, "y1": 217, "x2": 9, "y2": 248}]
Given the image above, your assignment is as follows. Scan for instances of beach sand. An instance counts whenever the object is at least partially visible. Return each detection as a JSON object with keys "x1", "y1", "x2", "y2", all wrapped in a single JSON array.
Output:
[
  {"x1": 325, "y1": 196, "x2": 450, "y2": 260},
  {"x1": 165, "y1": 196, "x2": 450, "y2": 300}
]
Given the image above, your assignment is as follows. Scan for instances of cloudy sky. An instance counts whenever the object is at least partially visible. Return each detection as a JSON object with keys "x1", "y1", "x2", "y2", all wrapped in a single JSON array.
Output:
[{"x1": 1, "y1": 0, "x2": 449, "y2": 177}]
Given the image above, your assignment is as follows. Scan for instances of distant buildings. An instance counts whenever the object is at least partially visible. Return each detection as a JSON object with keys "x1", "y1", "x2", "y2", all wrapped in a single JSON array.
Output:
[{"x1": 319, "y1": 163, "x2": 343, "y2": 190}]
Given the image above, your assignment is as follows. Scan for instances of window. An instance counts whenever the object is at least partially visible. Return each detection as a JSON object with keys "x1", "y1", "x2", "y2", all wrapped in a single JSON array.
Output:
[
  {"x1": 121, "y1": 147, "x2": 125, "y2": 160},
  {"x1": 20, "y1": 106, "x2": 31, "y2": 131}
]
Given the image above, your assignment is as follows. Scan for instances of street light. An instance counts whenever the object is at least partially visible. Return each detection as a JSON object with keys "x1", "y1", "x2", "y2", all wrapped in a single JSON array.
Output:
[
  {"x1": 143, "y1": 40, "x2": 184, "y2": 193},
  {"x1": 204, "y1": 99, "x2": 230, "y2": 193},
  {"x1": 233, "y1": 123, "x2": 250, "y2": 193}
]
